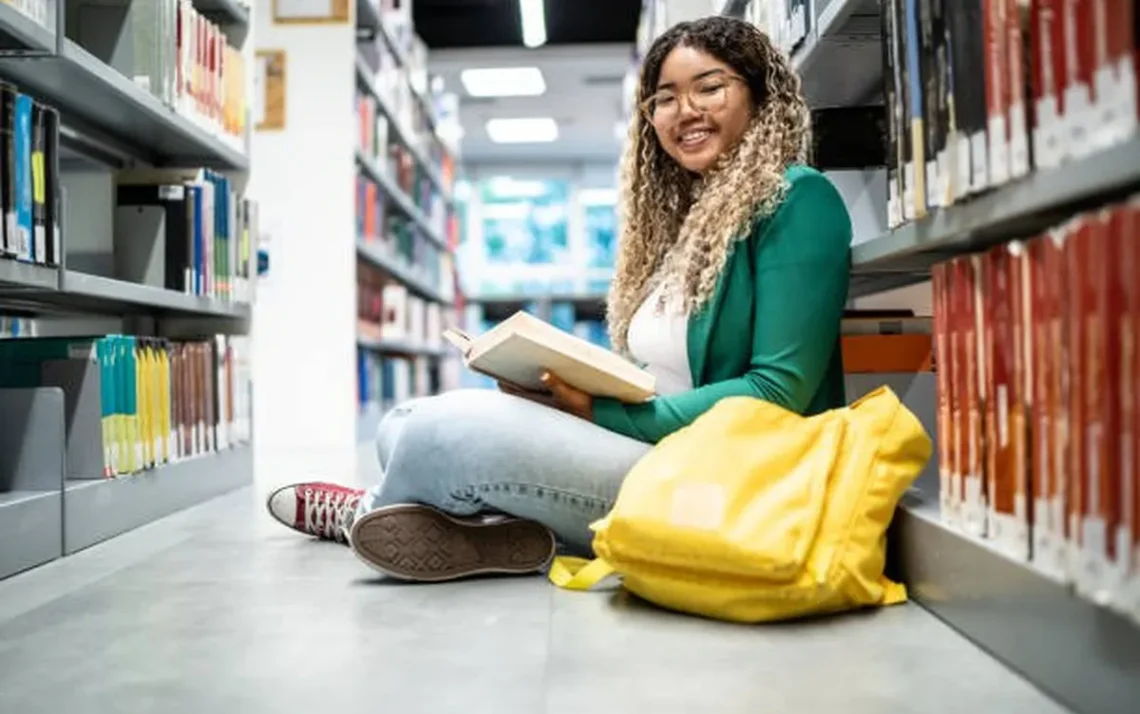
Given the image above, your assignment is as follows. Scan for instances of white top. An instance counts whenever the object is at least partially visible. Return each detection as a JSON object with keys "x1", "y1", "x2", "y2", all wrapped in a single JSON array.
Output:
[{"x1": 626, "y1": 283, "x2": 693, "y2": 396}]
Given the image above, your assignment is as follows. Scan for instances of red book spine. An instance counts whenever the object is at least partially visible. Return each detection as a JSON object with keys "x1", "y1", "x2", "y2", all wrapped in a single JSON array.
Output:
[
  {"x1": 986, "y1": 247, "x2": 1016, "y2": 548},
  {"x1": 968, "y1": 254, "x2": 989, "y2": 535},
  {"x1": 951, "y1": 258, "x2": 967, "y2": 528},
  {"x1": 1007, "y1": 0, "x2": 1032, "y2": 177},
  {"x1": 1048, "y1": 223, "x2": 1073, "y2": 577},
  {"x1": 1127, "y1": 197, "x2": 1140, "y2": 619},
  {"x1": 1068, "y1": 216, "x2": 1092, "y2": 580},
  {"x1": 1010, "y1": 240, "x2": 1033, "y2": 559},
  {"x1": 1030, "y1": 237, "x2": 1055, "y2": 567},
  {"x1": 1031, "y1": 0, "x2": 1067, "y2": 167},
  {"x1": 934, "y1": 262, "x2": 957, "y2": 525},
  {"x1": 986, "y1": 0, "x2": 1012, "y2": 184},
  {"x1": 1062, "y1": 0, "x2": 1096, "y2": 154}
]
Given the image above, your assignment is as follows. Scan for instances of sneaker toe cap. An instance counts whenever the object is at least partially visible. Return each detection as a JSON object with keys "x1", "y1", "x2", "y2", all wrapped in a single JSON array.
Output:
[{"x1": 266, "y1": 487, "x2": 299, "y2": 528}]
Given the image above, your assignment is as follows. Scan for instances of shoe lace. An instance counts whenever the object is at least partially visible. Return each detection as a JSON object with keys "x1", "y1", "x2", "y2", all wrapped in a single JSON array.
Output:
[{"x1": 303, "y1": 488, "x2": 359, "y2": 542}]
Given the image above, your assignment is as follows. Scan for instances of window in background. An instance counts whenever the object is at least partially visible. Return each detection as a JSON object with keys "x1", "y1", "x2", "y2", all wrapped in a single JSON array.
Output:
[{"x1": 480, "y1": 177, "x2": 570, "y2": 267}]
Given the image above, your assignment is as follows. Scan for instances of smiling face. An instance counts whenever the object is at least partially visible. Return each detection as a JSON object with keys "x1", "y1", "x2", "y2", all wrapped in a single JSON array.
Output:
[{"x1": 644, "y1": 45, "x2": 755, "y2": 175}]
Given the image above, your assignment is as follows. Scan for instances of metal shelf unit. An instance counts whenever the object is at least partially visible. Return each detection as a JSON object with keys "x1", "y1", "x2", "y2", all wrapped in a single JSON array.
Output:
[
  {"x1": 0, "y1": 490, "x2": 62, "y2": 581},
  {"x1": 850, "y1": 136, "x2": 1140, "y2": 297},
  {"x1": 63, "y1": 445, "x2": 252, "y2": 554}
]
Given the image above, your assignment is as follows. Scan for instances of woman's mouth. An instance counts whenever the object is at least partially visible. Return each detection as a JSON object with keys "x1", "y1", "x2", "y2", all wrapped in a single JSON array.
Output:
[{"x1": 677, "y1": 128, "x2": 714, "y2": 150}]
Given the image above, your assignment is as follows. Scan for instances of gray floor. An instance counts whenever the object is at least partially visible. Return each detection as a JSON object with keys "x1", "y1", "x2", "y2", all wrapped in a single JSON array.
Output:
[{"x1": 0, "y1": 483, "x2": 1071, "y2": 714}]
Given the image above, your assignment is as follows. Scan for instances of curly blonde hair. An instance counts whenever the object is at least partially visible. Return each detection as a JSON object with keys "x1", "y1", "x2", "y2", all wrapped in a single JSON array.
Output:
[{"x1": 608, "y1": 17, "x2": 812, "y2": 353}]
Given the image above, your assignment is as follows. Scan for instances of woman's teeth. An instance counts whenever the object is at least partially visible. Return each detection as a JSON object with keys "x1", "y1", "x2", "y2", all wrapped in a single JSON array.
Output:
[{"x1": 679, "y1": 130, "x2": 711, "y2": 147}]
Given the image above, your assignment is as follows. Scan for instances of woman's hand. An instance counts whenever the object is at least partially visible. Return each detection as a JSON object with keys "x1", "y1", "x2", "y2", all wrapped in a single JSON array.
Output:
[{"x1": 497, "y1": 372, "x2": 593, "y2": 421}]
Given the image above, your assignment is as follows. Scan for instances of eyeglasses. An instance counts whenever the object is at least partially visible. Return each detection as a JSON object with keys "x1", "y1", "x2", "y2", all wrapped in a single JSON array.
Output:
[{"x1": 639, "y1": 73, "x2": 747, "y2": 123}]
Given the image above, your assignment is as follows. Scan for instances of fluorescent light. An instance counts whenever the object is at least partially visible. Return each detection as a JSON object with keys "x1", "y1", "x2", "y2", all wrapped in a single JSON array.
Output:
[
  {"x1": 519, "y1": 0, "x2": 547, "y2": 48},
  {"x1": 460, "y1": 67, "x2": 546, "y2": 97},
  {"x1": 486, "y1": 117, "x2": 558, "y2": 144},
  {"x1": 488, "y1": 177, "x2": 549, "y2": 198},
  {"x1": 579, "y1": 187, "x2": 618, "y2": 206}
]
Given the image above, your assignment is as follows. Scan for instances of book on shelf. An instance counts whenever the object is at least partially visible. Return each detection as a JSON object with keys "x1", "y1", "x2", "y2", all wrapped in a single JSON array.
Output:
[
  {"x1": 66, "y1": 0, "x2": 247, "y2": 148},
  {"x1": 0, "y1": 334, "x2": 251, "y2": 479},
  {"x1": 932, "y1": 195, "x2": 1140, "y2": 624},
  {"x1": 442, "y1": 311, "x2": 655, "y2": 403},
  {"x1": 115, "y1": 168, "x2": 258, "y2": 302},
  {"x1": 0, "y1": 86, "x2": 60, "y2": 266},
  {"x1": 881, "y1": 0, "x2": 1140, "y2": 226}
]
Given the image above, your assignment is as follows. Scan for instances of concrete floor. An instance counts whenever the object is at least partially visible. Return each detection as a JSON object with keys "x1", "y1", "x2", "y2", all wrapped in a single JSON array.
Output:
[{"x1": 0, "y1": 469, "x2": 1072, "y2": 714}]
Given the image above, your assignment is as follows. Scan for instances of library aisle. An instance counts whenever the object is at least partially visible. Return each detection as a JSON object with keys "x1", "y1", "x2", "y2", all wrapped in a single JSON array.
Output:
[
  {"x1": 3, "y1": 0, "x2": 1140, "y2": 713},
  {"x1": 0, "y1": 488, "x2": 1065, "y2": 714}
]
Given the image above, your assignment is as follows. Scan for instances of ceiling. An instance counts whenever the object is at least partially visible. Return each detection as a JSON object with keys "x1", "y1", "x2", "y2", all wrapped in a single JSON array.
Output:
[
  {"x1": 413, "y1": 0, "x2": 643, "y2": 49},
  {"x1": 430, "y1": 43, "x2": 634, "y2": 165}
]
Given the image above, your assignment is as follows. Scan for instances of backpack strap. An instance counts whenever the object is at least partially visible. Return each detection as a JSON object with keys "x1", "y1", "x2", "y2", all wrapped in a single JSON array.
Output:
[{"x1": 548, "y1": 556, "x2": 616, "y2": 590}]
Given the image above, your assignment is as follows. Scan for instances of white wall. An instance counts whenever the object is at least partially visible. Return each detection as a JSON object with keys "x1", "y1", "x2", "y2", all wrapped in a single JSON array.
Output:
[{"x1": 249, "y1": 1, "x2": 358, "y2": 495}]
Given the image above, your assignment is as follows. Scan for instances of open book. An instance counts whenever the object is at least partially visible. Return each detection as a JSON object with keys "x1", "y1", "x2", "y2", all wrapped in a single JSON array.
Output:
[{"x1": 443, "y1": 311, "x2": 656, "y2": 403}]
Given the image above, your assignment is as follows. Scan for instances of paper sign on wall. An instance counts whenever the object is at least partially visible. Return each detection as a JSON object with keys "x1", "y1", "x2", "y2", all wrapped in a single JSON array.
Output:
[
  {"x1": 273, "y1": 0, "x2": 350, "y2": 24},
  {"x1": 255, "y1": 50, "x2": 287, "y2": 131}
]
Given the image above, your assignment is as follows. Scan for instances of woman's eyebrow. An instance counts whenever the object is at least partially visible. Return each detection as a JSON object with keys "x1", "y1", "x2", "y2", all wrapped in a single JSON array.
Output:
[{"x1": 656, "y1": 68, "x2": 728, "y2": 91}]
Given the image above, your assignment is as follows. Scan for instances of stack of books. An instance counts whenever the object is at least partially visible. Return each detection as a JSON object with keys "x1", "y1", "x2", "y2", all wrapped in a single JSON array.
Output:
[
  {"x1": 932, "y1": 195, "x2": 1140, "y2": 623},
  {"x1": 881, "y1": 0, "x2": 1139, "y2": 228},
  {"x1": 0, "y1": 87, "x2": 61, "y2": 267}
]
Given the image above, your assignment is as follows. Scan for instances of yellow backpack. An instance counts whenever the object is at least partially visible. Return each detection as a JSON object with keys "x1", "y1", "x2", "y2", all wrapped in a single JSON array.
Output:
[{"x1": 550, "y1": 387, "x2": 932, "y2": 623}]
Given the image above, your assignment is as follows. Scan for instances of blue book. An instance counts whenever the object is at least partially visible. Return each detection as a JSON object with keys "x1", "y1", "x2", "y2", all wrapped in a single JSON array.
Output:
[
  {"x1": 903, "y1": 0, "x2": 927, "y2": 219},
  {"x1": 12, "y1": 92, "x2": 32, "y2": 261}
]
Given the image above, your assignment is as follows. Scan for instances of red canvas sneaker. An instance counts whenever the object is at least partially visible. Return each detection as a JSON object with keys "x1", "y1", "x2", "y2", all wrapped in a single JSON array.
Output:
[{"x1": 267, "y1": 482, "x2": 364, "y2": 544}]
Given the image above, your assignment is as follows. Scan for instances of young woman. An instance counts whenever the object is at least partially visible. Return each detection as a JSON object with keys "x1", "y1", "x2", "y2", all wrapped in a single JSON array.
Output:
[{"x1": 267, "y1": 16, "x2": 852, "y2": 582}]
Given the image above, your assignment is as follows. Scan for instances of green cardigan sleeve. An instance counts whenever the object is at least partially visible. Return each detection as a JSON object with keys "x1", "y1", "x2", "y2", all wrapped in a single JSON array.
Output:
[{"x1": 592, "y1": 172, "x2": 852, "y2": 443}]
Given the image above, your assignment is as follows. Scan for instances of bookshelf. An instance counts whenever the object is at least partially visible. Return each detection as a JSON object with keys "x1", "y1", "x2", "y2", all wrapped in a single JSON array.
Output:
[
  {"x1": 353, "y1": 1, "x2": 463, "y2": 440},
  {"x1": 711, "y1": 2, "x2": 1140, "y2": 713},
  {"x1": 0, "y1": 1, "x2": 256, "y2": 579}
]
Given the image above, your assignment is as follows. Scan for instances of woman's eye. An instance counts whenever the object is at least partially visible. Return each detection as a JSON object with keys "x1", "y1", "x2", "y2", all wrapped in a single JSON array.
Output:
[
  {"x1": 697, "y1": 83, "x2": 725, "y2": 95},
  {"x1": 656, "y1": 95, "x2": 677, "y2": 106}
]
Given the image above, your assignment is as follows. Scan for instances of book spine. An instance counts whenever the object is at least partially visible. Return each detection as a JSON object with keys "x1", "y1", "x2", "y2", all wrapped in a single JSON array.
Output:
[
  {"x1": 935, "y1": 0, "x2": 956, "y2": 205},
  {"x1": 986, "y1": 246, "x2": 1015, "y2": 548},
  {"x1": 882, "y1": 0, "x2": 905, "y2": 227},
  {"x1": 1089, "y1": 0, "x2": 1115, "y2": 148},
  {"x1": 1127, "y1": 196, "x2": 1140, "y2": 623},
  {"x1": 967, "y1": 254, "x2": 989, "y2": 535},
  {"x1": 920, "y1": 0, "x2": 943, "y2": 210},
  {"x1": 1010, "y1": 239, "x2": 1033, "y2": 559},
  {"x1": 951, "y1": 258, "x2": 967, "y2": 525},
  {"x1": 13, "y1": 92, "x2": 32, "y2": 263},
  {"x1": 904, "y1": 0, "x2": 928, "y2": 220},
  {"x1": 986, "y1": 0, "x2": 1012, "y2": 185},
  {"x1": 1106, "y1": 0, "x2": 1139, "y2": 141},
  {"x1": 1062, "y1": 0, "x2": 1096, "y2": 156},
  {"x1": 1047, "y1": 224, "x2": 1073, "y2": 578},
  {"x1": 935, "y1": 262, "x2": 957, "y2": 525},
  {"x1": 1030, "y1": 236, "x2": 1055, "y2": 569},
  {"x1": 1032, "y1": 0, "x2": 1066, "y2": 167},
  {"x1": 1067, "y1": 216, "x2": 1091, "y2": 581},
  {"x1": 1008, "y1": 0, "x2": 1033, "y2": 177}
]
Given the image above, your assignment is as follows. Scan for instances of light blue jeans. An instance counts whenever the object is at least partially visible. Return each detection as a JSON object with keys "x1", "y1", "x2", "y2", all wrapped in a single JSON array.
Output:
[{"x1": 356, "y1": 389, "x2": 653, "y2": 554}]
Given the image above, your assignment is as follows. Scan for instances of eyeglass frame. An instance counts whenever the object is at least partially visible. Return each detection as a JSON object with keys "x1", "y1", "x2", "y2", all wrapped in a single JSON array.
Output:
[{"x1": 638, "y1": 71, "x2": 750, "y2": 124}]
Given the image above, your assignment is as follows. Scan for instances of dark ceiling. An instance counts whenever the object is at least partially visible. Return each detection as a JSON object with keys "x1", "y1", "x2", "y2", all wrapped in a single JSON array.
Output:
[{"x1": 412, "y1": 0, "x2": 643, "y2": 49}]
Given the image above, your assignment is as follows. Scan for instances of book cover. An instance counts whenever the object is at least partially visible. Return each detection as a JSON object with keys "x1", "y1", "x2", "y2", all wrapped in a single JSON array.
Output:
[
  {"x1": 953, "y1": 0, "x2": 991, "y2": 192},
  {"x1": 959, "y1": 255, "x2": 987, "y2": 535},
  {"x1": 0, "y1": 85, "x2": 14, "y2": 258},
  {"x1": 985, "y1": 0, "x2": 1011, "y2": 185},
  {"x1": 1031, "y1": 0, "x2": 1067, "y2": 168},
  {"x1": 1088, "y1": 0, "x2": 1115, "y2": 148},
  {"x1": 1106, "y1": 0, "x2": 1138, "y2": 142},
  {"x1": 935, "y1": 0, "x2": 958, "y2": 205}
]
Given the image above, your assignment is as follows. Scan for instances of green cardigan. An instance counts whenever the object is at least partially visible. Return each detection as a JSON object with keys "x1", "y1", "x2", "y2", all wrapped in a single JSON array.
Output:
[{"x1": 592, "y1": 165, "x2": 852, "y2": 444}]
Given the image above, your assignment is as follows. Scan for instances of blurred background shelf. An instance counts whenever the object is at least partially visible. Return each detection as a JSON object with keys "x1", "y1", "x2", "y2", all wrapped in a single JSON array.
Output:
[
  {"x1": 358, "y1": 335, "x2": 447, "y2": 358},
  {"x1": 357, "y1": 239, "x2": 450, "y2": 305},
  {"x1": 354, "y1": 148, "x2": 448, "y2": 250}
]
